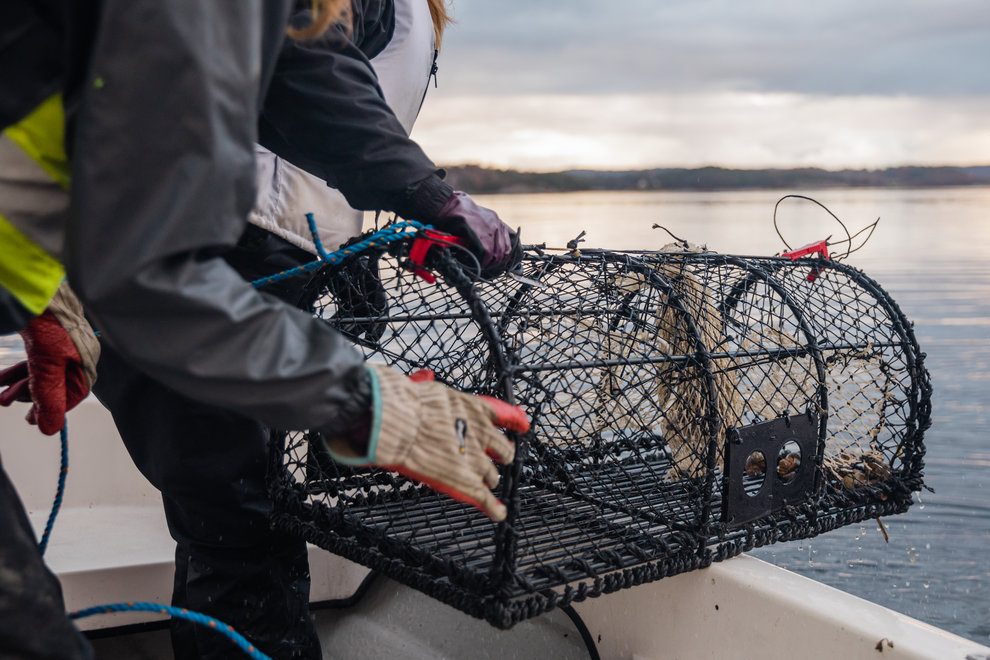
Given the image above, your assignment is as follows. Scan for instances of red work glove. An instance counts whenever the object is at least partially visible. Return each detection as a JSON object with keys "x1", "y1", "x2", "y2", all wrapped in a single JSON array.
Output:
[{"x1": 0, "y1": 285, "x2": 99, "y2": 435}]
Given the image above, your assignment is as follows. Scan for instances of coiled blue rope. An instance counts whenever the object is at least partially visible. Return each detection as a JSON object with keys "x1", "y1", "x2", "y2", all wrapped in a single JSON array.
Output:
[
  {"x1": 249, "y1": 214, "x2": 429, "y2": 289},
  {"x1": 70, "y1": 603, "x2": 271, "y2": 660},
  {"x1": 40, "y1": 421, "x2": 271, "y2": 659}
]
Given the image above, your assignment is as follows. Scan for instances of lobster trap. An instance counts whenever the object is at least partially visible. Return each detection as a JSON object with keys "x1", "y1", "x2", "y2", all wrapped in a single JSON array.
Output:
[{"x1": 267, "y1": 232, "x2": 931, "y2": 628}]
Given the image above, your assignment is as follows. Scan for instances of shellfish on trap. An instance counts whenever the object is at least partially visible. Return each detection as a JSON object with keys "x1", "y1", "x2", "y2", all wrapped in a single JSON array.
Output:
[{"x1": 267, "y1": 231, "x2": 931, "y2": 629}]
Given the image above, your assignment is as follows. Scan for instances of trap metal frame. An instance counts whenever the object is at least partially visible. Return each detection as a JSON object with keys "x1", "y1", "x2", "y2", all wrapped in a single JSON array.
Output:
[{"x1": 267, "y1": 234, "x2": 931, "y2": 629}]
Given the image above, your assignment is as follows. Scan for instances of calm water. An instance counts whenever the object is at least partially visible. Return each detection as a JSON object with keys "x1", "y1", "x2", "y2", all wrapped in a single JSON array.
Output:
[
  {"x1": 2, "y1": 187, "x2": 988, "y2": 643},
  {"x1": 482, "y1": 187, "x2": 990, "y2": 645}
]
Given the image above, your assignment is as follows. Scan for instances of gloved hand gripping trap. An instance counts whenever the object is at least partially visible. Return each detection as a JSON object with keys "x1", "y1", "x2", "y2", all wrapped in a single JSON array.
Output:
[{"x1": 267, "y1": 229, "x2": 931, "y2": 628}]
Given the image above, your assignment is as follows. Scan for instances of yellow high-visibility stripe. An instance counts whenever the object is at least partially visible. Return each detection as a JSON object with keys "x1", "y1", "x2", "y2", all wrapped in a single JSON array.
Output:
[
  {"x1": 2, "y1": 94, "x2": 70, "y2": 190},
  {"x1": 0, "y1": 212, "x2": 65, "y2": 316},
  {"x1": 0, "y1": 93, "x2": 69, "y2": 315}
]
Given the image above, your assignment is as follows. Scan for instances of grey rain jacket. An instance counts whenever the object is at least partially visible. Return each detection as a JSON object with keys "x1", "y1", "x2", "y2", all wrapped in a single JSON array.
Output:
[{"x1": 1, "y1": 0, "x2": 454, "y2": 432}]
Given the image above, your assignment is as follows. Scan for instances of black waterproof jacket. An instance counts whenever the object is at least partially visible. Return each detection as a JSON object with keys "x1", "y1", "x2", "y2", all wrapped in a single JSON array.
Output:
[{"x1": 0, "y1": 0, "x2": 453, "y2": 431}]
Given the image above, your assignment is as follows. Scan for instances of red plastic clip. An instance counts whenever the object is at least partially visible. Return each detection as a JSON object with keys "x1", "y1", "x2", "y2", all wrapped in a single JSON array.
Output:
[
  {"x1": 407, "y1": 229, "x2": 466, "y2": 283},
  {"x1": 781, "y1": 239, "x2": 830, "y2": 282}
]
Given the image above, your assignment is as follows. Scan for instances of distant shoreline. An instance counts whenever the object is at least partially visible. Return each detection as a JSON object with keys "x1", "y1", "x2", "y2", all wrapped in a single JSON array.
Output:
[{"x1": 442, "y1": 164, "x2": 990, "y2": 195}]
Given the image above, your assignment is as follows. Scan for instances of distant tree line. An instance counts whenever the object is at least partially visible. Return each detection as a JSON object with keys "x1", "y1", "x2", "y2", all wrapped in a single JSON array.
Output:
[{"x1": 442, "y1": 164, "x2": 990, "y2": 195}]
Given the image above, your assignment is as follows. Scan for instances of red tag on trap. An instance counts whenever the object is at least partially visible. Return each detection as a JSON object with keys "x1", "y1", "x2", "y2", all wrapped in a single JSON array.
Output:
[
  {"x1": 407, "y1": 230, "x2": 467, "y2": 283},
  {"x1": 781, "y1": 239, "x2": 830, "y2": 281}
]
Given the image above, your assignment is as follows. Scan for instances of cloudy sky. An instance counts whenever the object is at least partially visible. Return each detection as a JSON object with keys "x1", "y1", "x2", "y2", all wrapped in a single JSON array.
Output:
[{"x1": 411, "y1": 0, "x2": 990, "y2": 171}]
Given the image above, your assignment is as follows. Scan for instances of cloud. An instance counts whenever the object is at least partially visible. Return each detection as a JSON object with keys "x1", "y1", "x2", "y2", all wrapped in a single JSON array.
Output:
[
  {"x1": 439, "y1": 0, "x2": 990, "y2": 96},
  {"x1": 411, "y1": 92, "x2": 990, "y2": 170},
  {"x1": 416, "y1": 2, "x2": 990, "y2": 168}
]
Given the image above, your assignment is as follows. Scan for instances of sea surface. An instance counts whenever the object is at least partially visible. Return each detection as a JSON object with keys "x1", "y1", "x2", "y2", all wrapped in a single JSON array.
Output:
[
  {"x1": 2, "y1": 186, "x2": 988, "y2": 643},
  {"x1": 480, "y1": 186, "x2": 990, "y2": 645}
]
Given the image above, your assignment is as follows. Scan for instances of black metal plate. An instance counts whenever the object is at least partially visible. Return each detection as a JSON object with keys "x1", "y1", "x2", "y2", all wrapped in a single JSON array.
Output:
[{"x1": 723, "y1": 414, "x2": 818, "y2": 528}]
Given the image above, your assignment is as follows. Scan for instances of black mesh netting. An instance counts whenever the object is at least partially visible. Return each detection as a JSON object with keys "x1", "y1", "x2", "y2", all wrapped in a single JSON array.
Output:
[{"x1": 267, "y1": 234, "x2": 931, "y2": 628}]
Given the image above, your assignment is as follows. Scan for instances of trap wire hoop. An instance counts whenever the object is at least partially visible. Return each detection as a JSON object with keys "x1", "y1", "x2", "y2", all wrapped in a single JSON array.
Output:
[{"x1": 268, "y1": 235, "x2": 931, "y2": 628}]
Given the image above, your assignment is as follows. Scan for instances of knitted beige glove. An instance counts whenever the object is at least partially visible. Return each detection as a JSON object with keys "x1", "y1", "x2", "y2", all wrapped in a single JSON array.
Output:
[
  {"x1": 48, "y1": 281, "x2": 100, "y2": 387},
  {"x1": 322, "y1": 365, "x2": 528, "y2": 521}
]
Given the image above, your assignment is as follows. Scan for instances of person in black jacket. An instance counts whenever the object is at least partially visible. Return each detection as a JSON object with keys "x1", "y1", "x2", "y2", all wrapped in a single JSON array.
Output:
[
  {"x1": 0, "y1": 1, "x2": 524, "y2": 658},
  {"x1": 249, "y1": 0, "x2": 445, "y2": 254}
]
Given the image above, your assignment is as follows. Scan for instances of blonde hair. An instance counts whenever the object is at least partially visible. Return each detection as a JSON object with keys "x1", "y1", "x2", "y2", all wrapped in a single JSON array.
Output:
[
  {"x1": 287, "y1": 0, "x2": 351, "y2": 41},
  {"x1": 427, "y1": 0, "x2": 453, "y2": 50}
]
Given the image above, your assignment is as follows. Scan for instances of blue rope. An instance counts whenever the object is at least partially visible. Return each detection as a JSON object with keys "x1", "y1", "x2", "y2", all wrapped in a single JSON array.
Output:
[
  {"x1": 38, "y1": 421, "x2": 68, "y2": 556},
  {"x1": 70, "y1": 603, "x2": 271, "y2": 660},
  {"x1": 41, "y1": 424, "x2": 271, "y2": 659},
  {"x1": 305, "y1": 212, "x2": 332, "y2": 261},
  {"x1": 249, "y1": 217, "x2": 430, "y2": 289}
]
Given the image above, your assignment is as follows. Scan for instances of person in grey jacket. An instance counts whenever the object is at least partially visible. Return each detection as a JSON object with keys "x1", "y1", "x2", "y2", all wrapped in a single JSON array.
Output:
[{"x1": 0, "y1": 1, "x2": 524, "y2": 658}]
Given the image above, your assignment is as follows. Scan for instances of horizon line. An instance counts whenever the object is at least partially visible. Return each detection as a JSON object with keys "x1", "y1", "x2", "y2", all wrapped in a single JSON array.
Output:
[{"x1": 440, "y1": 163, "x2": 990, "y2": 175}]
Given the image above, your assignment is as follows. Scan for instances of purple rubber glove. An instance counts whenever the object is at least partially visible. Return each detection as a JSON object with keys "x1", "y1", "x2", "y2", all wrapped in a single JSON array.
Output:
[{"x1": 432, "y1": 191, "x2": 522, "y2": 277}]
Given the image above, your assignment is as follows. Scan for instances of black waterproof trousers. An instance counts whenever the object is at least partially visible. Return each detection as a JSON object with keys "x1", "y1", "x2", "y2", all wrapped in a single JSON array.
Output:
[
  {"x1": 93, "y1": 229, "x2": 323, "y2": 660},
  {"x1": 0, "y1": 457, "x2": 94, "y2": 660}
]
